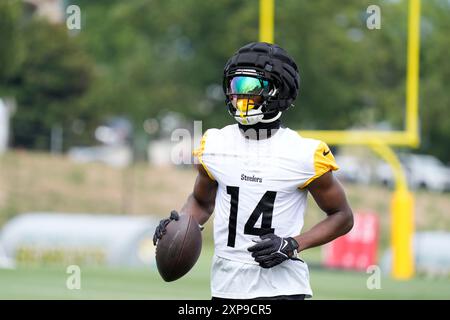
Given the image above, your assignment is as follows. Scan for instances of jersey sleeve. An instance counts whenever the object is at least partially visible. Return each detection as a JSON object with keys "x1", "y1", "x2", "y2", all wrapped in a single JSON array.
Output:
[
  {"x1": 300, "y1": 141, "x2": 339, "y2": 189},
  {"x1": 192, "y1": 130, "x2": 215, "y2": 181}
]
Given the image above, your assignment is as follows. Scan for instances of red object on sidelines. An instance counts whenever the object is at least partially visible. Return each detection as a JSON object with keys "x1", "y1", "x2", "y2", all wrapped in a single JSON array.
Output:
[{"x1": 323, "y1": 212, "x2": 379, "y2": 271}]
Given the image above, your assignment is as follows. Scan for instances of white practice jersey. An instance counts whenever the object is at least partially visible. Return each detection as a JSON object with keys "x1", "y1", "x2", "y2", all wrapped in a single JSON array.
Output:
[{"x1": 193, "y1": 124, "x2": 338, "y2": 298}]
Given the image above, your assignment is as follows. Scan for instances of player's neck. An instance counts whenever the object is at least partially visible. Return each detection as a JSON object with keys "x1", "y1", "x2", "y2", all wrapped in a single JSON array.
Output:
[{"x1": 238, "y1": 119, "x2": 281, "y2": 140}]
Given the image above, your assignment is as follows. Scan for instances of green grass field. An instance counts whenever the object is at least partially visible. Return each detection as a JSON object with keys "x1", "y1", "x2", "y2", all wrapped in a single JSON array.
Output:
[
  {"x1": 1, "y1": 152, "x2": 449, "y2": 299},
  {"x1": 1, "y1": 246, "x2": 449, "y2": 300}
]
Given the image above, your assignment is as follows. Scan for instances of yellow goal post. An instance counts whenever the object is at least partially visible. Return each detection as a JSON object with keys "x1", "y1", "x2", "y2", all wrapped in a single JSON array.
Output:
[{"x1": 259, "y1": 0, "x2": 421, "y2": 279}]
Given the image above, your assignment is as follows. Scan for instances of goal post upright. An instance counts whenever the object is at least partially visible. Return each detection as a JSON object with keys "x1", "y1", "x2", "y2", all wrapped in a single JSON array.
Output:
[{"x1": 259, "y1": 0, "x2": 421, "y2": 279}]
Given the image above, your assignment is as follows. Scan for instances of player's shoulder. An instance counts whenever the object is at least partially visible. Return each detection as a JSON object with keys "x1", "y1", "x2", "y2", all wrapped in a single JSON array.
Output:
[
  {"x1": 198, "y1": 124, "x2": 239, "y2": 154},
  {"x1": 281, "y1": 127, "x2": 324, "y2": 155},
  {"x1": 203, "y1": 124, "x2": 239, "y2": 142},
  {"x1": 281, "y1": 128, "x2": 338, "y2": 173},
  {"x1": 206, "y1": 124, "x2": 238, "y2": 135},
  {"x1": 282, "y1": 129, "x2": 339, "y2": 187}
]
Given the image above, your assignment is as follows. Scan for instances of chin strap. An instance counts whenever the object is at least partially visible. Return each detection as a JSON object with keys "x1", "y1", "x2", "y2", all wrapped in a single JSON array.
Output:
[{"x1": 259, "y1": 111, "x2": 282, "y2": 123}]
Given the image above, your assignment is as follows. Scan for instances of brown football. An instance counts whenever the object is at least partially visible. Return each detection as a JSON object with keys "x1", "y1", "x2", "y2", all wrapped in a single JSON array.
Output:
[{"x1": 155, "y1": 214, "x2": 202, "y2": 282}]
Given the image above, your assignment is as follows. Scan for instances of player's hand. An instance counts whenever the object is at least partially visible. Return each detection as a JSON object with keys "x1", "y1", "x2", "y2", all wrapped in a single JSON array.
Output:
[
  {"x1": 153, "y1": 210, "x2": 179, "y2": 245},
  {"x1": 247, "y1": 233, "x2": 299, "y2": 268}
]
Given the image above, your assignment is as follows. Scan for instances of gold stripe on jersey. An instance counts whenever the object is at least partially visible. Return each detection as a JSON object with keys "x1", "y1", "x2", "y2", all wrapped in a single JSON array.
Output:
[
  {"x1": 192, "y1": 132, "x2": 215, "y2": 181},
  {"x1": 300, "y1": 141, "x2": 339, "y2": 189}
]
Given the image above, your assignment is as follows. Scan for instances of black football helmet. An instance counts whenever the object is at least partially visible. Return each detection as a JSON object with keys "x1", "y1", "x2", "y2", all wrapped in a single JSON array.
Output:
[{"x1": 223, "y1": 42, "x2": 300, "y2": 125}]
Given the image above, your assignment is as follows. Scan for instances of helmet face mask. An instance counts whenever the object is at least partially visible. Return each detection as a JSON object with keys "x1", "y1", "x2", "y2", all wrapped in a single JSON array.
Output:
[
  {"x1": 224, "y1": 69, "x2": 281, "y2": 125},
  {"x1": 228, "y1": 95, "x2": 277, "y2": 125},
  {"x1": 223, "y1": 42, "x2": 300, "y2": 125}
]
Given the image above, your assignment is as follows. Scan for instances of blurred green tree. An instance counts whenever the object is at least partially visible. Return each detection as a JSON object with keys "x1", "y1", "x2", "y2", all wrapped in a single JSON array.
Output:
[
  {"x1": 0, "y1": 0, "x2": 25, "y2": 88},
  {"x1": 9, "y1": 19, "x2": 94, "y2": 149},
  {"x1": 420, "y1": 0, "x2": 450, "y2": 163},
  {"x1": 1, "y1": 0, "x2": 449, "y2": 162}
]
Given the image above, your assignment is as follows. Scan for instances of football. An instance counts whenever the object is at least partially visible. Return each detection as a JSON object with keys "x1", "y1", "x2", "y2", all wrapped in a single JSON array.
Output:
[{"x1": 155, "y1": 214, "x2": 202, "y2": 282}]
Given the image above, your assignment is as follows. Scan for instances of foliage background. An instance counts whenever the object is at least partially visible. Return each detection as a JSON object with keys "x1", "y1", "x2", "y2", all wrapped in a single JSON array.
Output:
[{"x1": 0, "y1": 0, "x2": 449, "y2": 162}]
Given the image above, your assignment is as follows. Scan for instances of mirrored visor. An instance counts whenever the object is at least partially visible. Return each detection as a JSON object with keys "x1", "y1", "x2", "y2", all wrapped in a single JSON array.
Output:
[{"x1": 228, "y1": 76, "x2": 270, "y2": 95}]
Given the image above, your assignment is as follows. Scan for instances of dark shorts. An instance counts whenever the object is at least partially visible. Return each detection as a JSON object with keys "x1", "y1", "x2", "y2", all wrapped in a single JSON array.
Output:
[{"x1": 212, "y1": 294, "x2": 306, "y2": 301}]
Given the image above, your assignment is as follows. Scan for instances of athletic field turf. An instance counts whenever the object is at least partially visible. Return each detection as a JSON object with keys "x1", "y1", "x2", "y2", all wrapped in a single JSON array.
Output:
[{"x1": 0, "y1": 246, "x2": 449, "y2": 300}]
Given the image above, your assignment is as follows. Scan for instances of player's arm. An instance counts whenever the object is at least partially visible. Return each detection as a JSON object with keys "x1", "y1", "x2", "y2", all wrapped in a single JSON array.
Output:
[
  {"x1": 248, "y1": 171, "x2": 353, "y2": 268},
  {"x1": 153, "y1": 164, "x2": 217, "y2": 245},
  {"x1": 293, "y1": 171, "x2": 353, "y2": 252},
  {"x1": 180, "y1": 164, "x2": 218, "y2": 225}
]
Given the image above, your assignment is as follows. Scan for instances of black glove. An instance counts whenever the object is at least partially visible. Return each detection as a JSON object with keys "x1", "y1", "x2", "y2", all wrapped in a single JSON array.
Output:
[
  {"x1": 153, "y1": 210, "x2": 179, "y2": 245},
  {"x1": 247, "y1": 233, "x2": 300, "y2": 268}
]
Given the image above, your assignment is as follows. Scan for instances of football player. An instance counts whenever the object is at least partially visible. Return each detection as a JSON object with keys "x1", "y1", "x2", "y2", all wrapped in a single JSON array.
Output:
[{"x1": 153, "y1": 42, "x2": 354, "y2": 300}]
